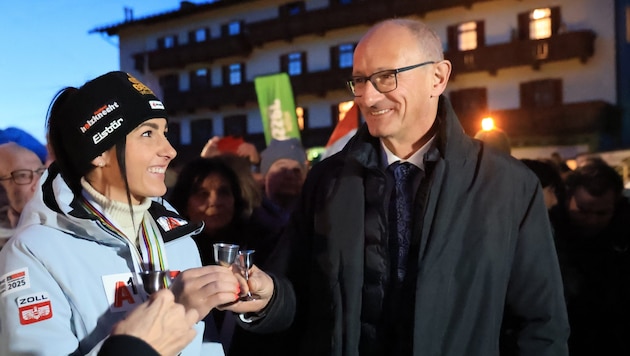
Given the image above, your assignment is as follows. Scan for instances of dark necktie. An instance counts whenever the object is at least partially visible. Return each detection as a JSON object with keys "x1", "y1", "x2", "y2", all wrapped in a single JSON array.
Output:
[{"x1": 388, "y1": 161, "x2": 420, "y2": 283}]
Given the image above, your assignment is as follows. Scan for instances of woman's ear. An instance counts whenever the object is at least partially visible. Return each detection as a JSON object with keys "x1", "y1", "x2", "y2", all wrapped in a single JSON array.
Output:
[{"x1": 91, "y1": 151, "x2": 112, "y2": 168}]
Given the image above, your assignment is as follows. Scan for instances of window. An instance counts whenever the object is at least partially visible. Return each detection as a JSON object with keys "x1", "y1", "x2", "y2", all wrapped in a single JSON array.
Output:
[
  {"x1": 159, "y1": 74, "x2": 179, "y2": 93},
  {"x1": 517, "y1": 7, "x2": 560, "y2": 41},
  {"x1": 223, "y1": 63, "x2": 244, "y2": 85},
  {"x1": 339, "y1": 44, "x2": 354, "y2": 68},
  {"x1": 330, "y1": 43, "x2": 356, "y2": 69},
  {"x1": 228, "y1": 21, "x2": 241, "y2": 35},
  {"x1": 450, "y1": 88, "x2": 488, "y2": 116},
  {"x1": 158, "y1": 35, "x2": 178, "y2": 49},
  {"x1": 133, "y1": 54, "x2": 145, "y2": 72},
  {"x1": 281, "y1": 52, "x2": 306, "y2": 76},
  {"x1": 520, "y1": 79, "x2": 562, "y2": 108},
  {"x1": 190, "y1": 119, "x2": 214, "y2": 145},
  {"x1": 190, "y1": 68, "x2": 211, "y2": 89},
  {"x1": 221, "y1": 20, "x2": 243, "y2": 37},
  {"x1": 280, "y1": 1, "x2": 304, "y2": 17},
  {"x1": 223, "y1": 115, "x2": 247, "y2": 137},
  {"x1": 458, "y1": 22, "x2": 477, "y2": 51},
  {"x1": 331, "y1": 101, "x2": 358, "y2": 128},
  {"x1": 626, "y1": 6, "x2": 630, "y2": 43},
  {"x1": 447, "y1": 21, "x2": 485, "y2": 52},
  {"x1": 530, "y1": 8, "x2": 552, "y2": 39},
  {"x1": 188, "y1": 28, "x2": 209, "y2": 43}
]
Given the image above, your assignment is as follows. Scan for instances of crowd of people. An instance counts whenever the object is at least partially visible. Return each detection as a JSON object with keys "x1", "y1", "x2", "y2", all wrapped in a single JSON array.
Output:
[{"x1": 0, "y1": 17, "x2": 628, "y2": 356}]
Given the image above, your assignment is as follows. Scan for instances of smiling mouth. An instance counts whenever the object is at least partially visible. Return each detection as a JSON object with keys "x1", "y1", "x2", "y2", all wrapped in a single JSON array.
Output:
[
  {"x1": 147, "y1": 167, "x2": 166, "y2": 174},
  {"x1": 370, "y1": 108, "x2": 390, "y2": 116}
]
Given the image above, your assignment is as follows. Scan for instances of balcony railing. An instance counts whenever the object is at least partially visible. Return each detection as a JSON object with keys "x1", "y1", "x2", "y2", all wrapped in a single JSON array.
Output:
[
  {"x1": 447, "y1": 30, "x2": 596, "y2": 77},
  {"x1": 147, "y1": 34, "x2": 252, "y2": 70},
  {"x1": 142, "y1": 0, "x2": 496, "y2": 69},
  {"x1": 163, "y1": 67, "x2": 353, "y2": 112}
]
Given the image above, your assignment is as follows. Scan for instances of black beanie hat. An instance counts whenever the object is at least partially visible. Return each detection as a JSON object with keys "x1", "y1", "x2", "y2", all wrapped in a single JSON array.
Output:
[{"x1": 57, "y1": 71, "x2": 168, "y2": 175}]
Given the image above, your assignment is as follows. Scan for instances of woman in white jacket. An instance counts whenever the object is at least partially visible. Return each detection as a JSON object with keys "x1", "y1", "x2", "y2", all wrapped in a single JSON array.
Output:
[{"x1": 0, "y1": 71, "x2": 241, "y2": 355}]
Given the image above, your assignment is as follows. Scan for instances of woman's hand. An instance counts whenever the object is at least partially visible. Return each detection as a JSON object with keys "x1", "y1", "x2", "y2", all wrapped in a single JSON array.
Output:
[{"x1": 170, "y1": 265, "x2": 240, "y2": 321}]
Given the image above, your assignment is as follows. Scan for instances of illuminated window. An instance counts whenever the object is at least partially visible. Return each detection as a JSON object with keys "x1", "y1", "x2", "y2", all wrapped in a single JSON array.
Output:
[
  {"x1": 288, "y1": 53, "x2": 303, "y2": 75},
  {"x1": 228, "y1": 21, "x2": 241, "y2": 35},
  {"x1": 458, "y1": 22, "x2": 478, "y2": 51},
  {"x1": 164, "y1": 35, "x2": 176, "y2": 48},
  {"x1": 529, "y1": 8, "x2": 552, "y2": 40},
  {"x1": 626, "y1": 6, "x2": 630, "y2": 43},
  {"x1": 339, "y1": 44, "x2": 354, "y2": 68},
  {"x1": 281, "y1": 52, "x2": 306, "y2": 76},
  {"x1": 228, "y1": 63, "x2": 242, "y2": 85},
  {"x1": 190, "y1": 68, "x2": 211, "y2": 89},
  {"x1": 195, "y1": 29, "x2": 207, "y2": 42},
  {"x1": 158, "y1": 35, "x2": 178, "y2": 49}
]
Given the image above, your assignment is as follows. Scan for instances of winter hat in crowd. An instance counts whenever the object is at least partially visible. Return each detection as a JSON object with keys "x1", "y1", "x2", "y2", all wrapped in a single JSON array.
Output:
[
  {"x1": 56, "y1": 71, "x2": 168, "y2": 174},
  {"x1": 260, "y1": 138, "x2": 307, "y2": 175},
  {"x1": 0, "y1": 127, "x2": 48, "y2": 164}
]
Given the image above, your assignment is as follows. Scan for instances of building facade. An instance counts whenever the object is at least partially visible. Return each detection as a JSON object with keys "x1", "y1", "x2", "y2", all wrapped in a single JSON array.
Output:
[{"x1": 92, "y1": 0, "x2": 630, "y2": 162}]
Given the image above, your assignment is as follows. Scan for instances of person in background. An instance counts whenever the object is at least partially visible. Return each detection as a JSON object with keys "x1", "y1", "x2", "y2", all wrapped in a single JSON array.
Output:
[
  {"x1": 0, "y1": 71, "x2": 240, "y2": 355},
  {"x1": 520, "y1": 158, "x2": 565, "y2": 210},
  {"x1": 169, "y1": 156, "x2": 249, "y2": 266},
  {"x1": 229, "y1": 18, "x2": 569, "y2": 356},
  {"x1": 258, "y1": 138, "x2": 307, "y2": 214},
  {"x1": 550, "y1": 159, "x2": 630, "y2": 355},
  {"x1": 0, "y1": 139, "x2": 48, "y2": 248},
  {"x1": 99, "y1": 289, "x2": 198, "y2": 356}
]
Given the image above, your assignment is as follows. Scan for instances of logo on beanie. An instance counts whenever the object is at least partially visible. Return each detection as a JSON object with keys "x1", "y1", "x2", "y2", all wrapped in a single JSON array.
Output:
[
  {"x1": 80, "y1": 102, "x2": 120, "y2": 133},
  {"x1": 93, "y1": 118, "x2": 124, "y2": 145},
  {"x1": 149, "y1": 100, "x2": 165, "y2": 110},
  {"x1": 127, "y1": 74, "x2": 155, "y2": 96}
]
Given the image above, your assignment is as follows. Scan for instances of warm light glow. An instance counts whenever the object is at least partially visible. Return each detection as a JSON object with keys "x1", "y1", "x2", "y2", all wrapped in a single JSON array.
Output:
[
  {"x1": 481, "y1": 117, "x2": 495, "y2": 131},
  {"x1": 338, "y1": 101, "x2": 354, "y2": 122},
  {"x1": 296, "y1": 106, "x2": 304, "y2": 130},
  {"x1": 531, "y1": 8, "x2": 551, "y2": 20}
]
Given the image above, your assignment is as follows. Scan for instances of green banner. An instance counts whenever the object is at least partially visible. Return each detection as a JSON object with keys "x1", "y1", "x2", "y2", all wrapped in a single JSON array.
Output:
[{"x1": 254, "y1": 73, "x2": 301, "y2": 145}]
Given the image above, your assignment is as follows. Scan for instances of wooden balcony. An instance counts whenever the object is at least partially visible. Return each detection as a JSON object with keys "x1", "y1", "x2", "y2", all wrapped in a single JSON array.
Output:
[
  {"x1": 140, "y1": 0, "x2": 496, "y2": 69},
  {"x1": 248, "y1": 0, "x2": 495, "y2": 46},
  {"x1": 163, "y1": 67, "x2": 353, "y2": 113},
  {"x1": 147, "y1": 34, "x2": 252, "y2": 71},
  {"x1": 447, "y1": 30, "x2": 596, "y2": 77}
]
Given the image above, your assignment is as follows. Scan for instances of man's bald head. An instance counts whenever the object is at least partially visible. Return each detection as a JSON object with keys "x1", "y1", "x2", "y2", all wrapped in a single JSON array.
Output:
[{"x1": 0, "y1": 143, "x2": 45, "y2": 225}]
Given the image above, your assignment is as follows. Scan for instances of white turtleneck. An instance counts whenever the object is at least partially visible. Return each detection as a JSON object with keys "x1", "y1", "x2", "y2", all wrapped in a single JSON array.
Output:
[{"x1": 80, "y1": 178, "x2": 151, "y2": 248}]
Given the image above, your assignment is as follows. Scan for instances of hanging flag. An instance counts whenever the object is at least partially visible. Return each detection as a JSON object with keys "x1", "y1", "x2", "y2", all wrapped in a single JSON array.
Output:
[
  {"x1": 322, "y1": 102, "x2": 359, "y2": 159},
  {"x1": 254, "y1": 73, "x2": 301, "y2": 145}
]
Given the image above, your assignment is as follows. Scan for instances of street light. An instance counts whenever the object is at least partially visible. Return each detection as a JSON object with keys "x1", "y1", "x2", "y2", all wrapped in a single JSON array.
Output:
[{"x1": 474, "y1": 116, "x2": 511, "y2": 155}]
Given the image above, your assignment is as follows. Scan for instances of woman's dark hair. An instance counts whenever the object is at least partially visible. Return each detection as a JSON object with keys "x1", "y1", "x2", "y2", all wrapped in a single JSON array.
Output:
[
  {"x1": 169, "y1": 157, "x2": 245, "y2": 223},
  {"x1": 46, "y1": 87, "x2": 82, "y2": 194}
]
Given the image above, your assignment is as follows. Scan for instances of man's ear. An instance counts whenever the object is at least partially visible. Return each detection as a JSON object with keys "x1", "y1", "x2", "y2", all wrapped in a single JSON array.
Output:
[{"x1": 431, "y1": 60, "x2": 452, "y2": 97}]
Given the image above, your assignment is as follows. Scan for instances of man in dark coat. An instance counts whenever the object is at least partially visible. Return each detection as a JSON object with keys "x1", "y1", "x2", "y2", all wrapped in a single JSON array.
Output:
[{"x1": 227, "y1": 18, "x2": 569, "y2": 356}]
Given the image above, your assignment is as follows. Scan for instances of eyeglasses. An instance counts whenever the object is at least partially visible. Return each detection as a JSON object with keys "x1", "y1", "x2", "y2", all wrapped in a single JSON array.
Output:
[
  {"x1": 0, "y1": 167, "x2": 47, "y2": 185},
  {"x1": 346, "y1": 61, "x2": 435, "y2": 97}
]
